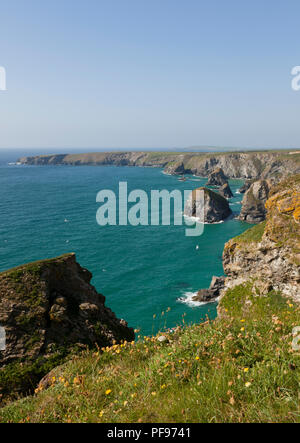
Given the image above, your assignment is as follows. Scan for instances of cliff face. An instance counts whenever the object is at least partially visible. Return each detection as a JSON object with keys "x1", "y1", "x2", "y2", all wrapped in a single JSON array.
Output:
[
  {"x1": 18, "y1": 151, "x2": 300, "y2": 180},
  {"x1": 223, "y1": 175, "x2": 300, "y2": 301},
  {"x1": 0, "y1": 254, "x2": 134, "y2": 399}
]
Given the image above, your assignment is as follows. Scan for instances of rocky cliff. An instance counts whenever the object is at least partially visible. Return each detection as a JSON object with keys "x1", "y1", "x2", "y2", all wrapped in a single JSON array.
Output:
[
  {"x1": 0, "y1": 254, "x2": 134, "y2": 400},
  {"x1": 222, "y1": 174, "x2": 300, "y2": 302},
  {"x1": 18, "y1": 150, "x2": 300, "y2": 180}
]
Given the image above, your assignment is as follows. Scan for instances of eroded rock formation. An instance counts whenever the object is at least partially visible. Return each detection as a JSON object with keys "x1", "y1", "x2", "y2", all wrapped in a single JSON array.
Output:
[
  {"x1": 238, "y1": 180, "x2": 270, "y2": 223},
  {"x1": 192, "y1": 276, "x2": 226, "y2": 303},
  {"x1": 206, "y1": 168, "x2": 228, "y2": 187},
  {"x1": 184, "y1": 187, "x2": 232, "y2": 223}
]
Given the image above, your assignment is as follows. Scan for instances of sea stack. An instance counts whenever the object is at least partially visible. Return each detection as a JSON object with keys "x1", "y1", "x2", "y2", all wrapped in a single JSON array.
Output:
[
  {"x1": 238, "y1": 180, "x2": 270, "y2": 223},
  {"x1": 219, "y1": 182, "x2": 234, "y2": 199},
  {"x1": 184, "y1": 187, "x2": 232, "y2": 223},
  {"x1": 207, "y1": 168, "x2": 228, "y2": 187}
]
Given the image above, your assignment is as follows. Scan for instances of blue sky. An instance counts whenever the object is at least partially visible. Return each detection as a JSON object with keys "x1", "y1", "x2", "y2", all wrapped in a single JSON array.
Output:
[{"x1": 0, "y1": 0, "x2": 299, "y2": 150}]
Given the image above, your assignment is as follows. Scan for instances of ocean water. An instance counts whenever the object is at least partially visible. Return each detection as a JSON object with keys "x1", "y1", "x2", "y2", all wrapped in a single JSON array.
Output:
[{"x1": 0, "y1": 151, "x2": 250, "y2": 335}]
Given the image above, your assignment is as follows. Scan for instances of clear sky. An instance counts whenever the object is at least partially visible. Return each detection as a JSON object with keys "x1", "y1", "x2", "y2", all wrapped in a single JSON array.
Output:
[{"x1": 0, "y1": 0, "x2": 299, "y2": 150}]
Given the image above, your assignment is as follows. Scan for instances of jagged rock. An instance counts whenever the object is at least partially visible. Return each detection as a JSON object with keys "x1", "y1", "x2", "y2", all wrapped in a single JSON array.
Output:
[
  {"x1": 223, "y1": 174, "x2": 300, "y2": 301},
  {"x1": 164, "y1": 161, "x2": 187, "y2": 175},
  {"x1": 184, "y1": 187, "x2": 232, "y2": 223},
  {"x1": 238, "y1": 180, "x2": 270, "y2": 223},
  {"x1": 207, "y1": 168, "x2": 228, "y2": 187},
  {"x1": 219, "y1": 183, "x2": 233, "y2": 199},
  {"x1": 0, "y1": 254, "x2": 134, "y2": 399},
  {"x1": 193, "y1": 276, "x2": 226, "y2": 302},
  {"x1": 238, "y1": 180, "x2": 253, "y2": 194}
]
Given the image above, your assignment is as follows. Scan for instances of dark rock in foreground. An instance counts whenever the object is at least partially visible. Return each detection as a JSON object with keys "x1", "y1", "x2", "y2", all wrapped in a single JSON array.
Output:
[
  {"x1": 184, "y1": 187, "x2": 232, "y2": 223},
  {"x1": 193, "y1": 276, "x2": 226, "y2": 302},
  {"x1": 219, "y1": 182, "x2": 233, "y2": 199},
  {"x1": 207, "y1": 168, "x2": 228, "y2": 187},
  {"x1": 238, "y1": 180, "x2": 270, "y2": 223},
  {"x1": 0, "y1": 254, "x2": 134, "y2": 399}
]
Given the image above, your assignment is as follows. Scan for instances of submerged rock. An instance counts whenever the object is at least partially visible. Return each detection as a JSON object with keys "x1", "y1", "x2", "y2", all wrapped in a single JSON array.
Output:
[
  {"x1": 184, "y1": 187, "x2": 232, "y2": 223},
  {"x1": 207, "y1": 168, "x2": 228, "y2": 187},
  {"x1": 219, "y1": 182, "x2": 233, "y2": 199},
  {"x1": 238, "y1": 180, "x2": 270, "y2": 223}
]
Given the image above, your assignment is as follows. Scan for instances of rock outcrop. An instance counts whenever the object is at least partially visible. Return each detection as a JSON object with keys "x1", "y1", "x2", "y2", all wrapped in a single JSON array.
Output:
[
  {"x1": 238, "y1": 180, "x2": 253, "y2": 194},
  {"x1": 219, "y1": 183, "x2": 233, "y2": 199},
  {"x1": 0, "y1": 254, "x2": 134, "y2": 399},
  {"x1": 184, "y1": 187, "x2": 232, "y2": 223},
  {"x1": 164, "y1": 161, "x2": 187, "y2": 175},
  {"x1": 223, "y1": 175, "x2": 300, "y2": 301},
  {"x1": 193, "y1": 276, "x2": 226, "y2": 303},
  {"x1": 238, "y1": 180, "x2": 270, "y2": 223},
  {"x1": 206, "y1": 168, "x2": 228, "y2": 187}
]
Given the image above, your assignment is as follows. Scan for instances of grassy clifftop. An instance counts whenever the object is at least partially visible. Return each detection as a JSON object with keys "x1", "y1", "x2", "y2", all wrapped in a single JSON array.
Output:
[{"x1": 0, "y1": 283, "x2": 299, "y2": 423}]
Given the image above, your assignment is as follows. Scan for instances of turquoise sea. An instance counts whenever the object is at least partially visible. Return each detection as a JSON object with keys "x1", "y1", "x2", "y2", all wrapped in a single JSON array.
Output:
[{"x1": 0, "y1": 150, "x2": 250, "y2": 335}]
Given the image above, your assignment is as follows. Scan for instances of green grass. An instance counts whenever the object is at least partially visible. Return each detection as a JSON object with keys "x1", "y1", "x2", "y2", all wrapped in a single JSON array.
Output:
[
  {"x1": 0, "y1": 350, "x2": 71, "y2": 404},
  {"x1": 1, "y1": 283, "x2": 299, "y2": 423},
  {"x1": 234, "y1": 221, "x2": 266, "y2": 244},
  {"x1": 0, "y1": 253, "x2": 74, "y2": 278}
]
